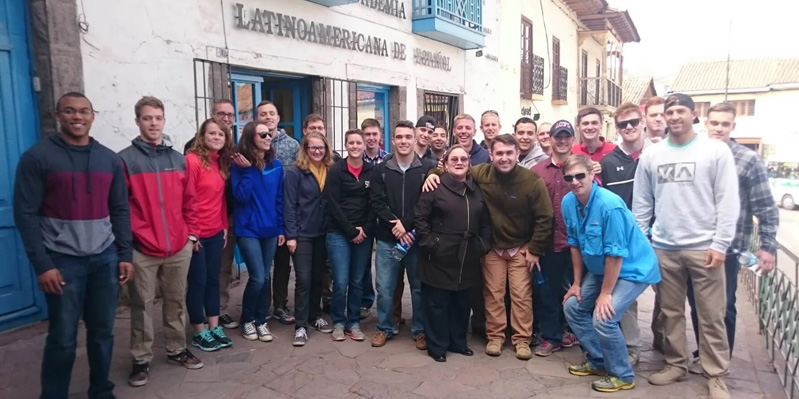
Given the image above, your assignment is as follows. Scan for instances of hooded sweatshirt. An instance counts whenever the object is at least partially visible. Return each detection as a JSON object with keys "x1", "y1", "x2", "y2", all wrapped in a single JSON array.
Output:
[
  {"x1": 271, "y1": 129, "x2": 300, "y2": 169},
  {"x1": 518, "y1": 144, "x2": 548, "y2": 169},
  {"x1": 13, "y1": 135, "x2": 132, "y2": 275}
]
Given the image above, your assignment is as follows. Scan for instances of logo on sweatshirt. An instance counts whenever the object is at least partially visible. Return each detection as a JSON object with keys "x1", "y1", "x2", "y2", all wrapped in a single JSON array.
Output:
[
  {"x1": 616, "y1": 166, "x2": 624, "y2": 171},
  {"x1": 364, "y1": 180, "x2": 370, "y2": 188},
  {"x1": 656, "y1": 162, "x2": 696, "y2": 184}
]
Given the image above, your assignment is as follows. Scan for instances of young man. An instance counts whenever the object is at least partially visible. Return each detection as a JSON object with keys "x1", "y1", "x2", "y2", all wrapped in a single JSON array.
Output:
[
  {"x1": 370, "y1": 121, "x2": 435, "y2": 348},
  {"x1": 572, "y1": 107, "x2": 617, "y2": 179},
  {"x1": 530, "y1": 120, "x2": 580, "y2": 357},
  {"x1": 537, "y1": 122, "x2": 553, "y2": 157},
  {"x1": 414, "y1": 115, "x2": 437, "y2": 161},
  {"x1": 359, "y1": 118, "x2": 387, "y2": 319},
  {"x1": 514, "y1": 117, "x2": 547, "y2": 168},
  {"x1": 257, "y1": 100, "x2": 299, "y2": 325},
  {"x1": 429, "y1": 121, "x2": 448, "y2": 160},
  {"x1": 685, "y1": 102, "x2": 779, "y2": 373},
  {"x1": 633, "y1": 93, "x2": 739, "y2": 399},
  {"x1": 644, "y1": 97, "x2": 667, "y2": 143},
  {"x1": 599, "y1": 102, "x2": 651, "y2": 366},
  {"x1": 424, "y1": 134, "x2": 553, "y2": 360},
  {"x1": 453, "y1": 114, "x2": 491, "y2": 165},
  {"x1": 14, "y1": 92, "x2": 132, "y2": 399},
  {"x1": 479, "y1": 110, "x2": 501, "y2": 150},
  {"x1": 121, "y1": 96, "x2": 202, "y2": 387}
]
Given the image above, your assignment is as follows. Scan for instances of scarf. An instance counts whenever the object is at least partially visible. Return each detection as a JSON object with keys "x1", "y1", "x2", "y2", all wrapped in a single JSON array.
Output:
[{"x1": 308, "y1": 163, "x2": 327, "y2": 192}]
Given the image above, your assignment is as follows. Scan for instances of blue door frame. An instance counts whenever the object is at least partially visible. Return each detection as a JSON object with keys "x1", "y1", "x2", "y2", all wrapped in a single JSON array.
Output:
[
  {"x1": 230, "y1": 73, "x2": 263, "y2": 143},
  {"x1": 357, "y1": 84, "x2": 391, "y2": 150}
]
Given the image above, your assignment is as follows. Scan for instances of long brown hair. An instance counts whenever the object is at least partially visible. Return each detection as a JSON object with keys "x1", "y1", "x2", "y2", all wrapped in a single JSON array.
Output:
[
  {"x1": 236, "y1": 121, "x2": 275, "y2": 170},
  {"x1": 296, "y1": 131, "x2": 333, "y2": 170},
  {"x1": 188, "y1": 118, "x2": 233, "y2": 179}
]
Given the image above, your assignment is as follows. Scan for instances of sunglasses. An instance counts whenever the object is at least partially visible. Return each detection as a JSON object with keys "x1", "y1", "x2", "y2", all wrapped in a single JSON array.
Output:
[
  {"x1": 563, "y1": 173, "x2": 588, "y2": 182},
  {"x1": 258, "y1": 132, "x2": 273, "y2": 139},
  {"x1": 616, "y1": 118, "x2": 641, "y2": 130}
]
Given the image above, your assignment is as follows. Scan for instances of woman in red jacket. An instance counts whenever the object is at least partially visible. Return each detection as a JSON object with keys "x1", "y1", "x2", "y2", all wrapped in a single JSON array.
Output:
[{"x1": 185, "y1": 118, "x2": 234, "y2": 352}]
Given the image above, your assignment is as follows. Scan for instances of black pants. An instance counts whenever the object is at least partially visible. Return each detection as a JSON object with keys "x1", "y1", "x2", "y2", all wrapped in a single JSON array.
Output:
[
  {"x1": 292, "y1": 236, "x2": 327, "y2": 329},
  {"x1": 422, "y1": 282, "x2": 471, "y2": 357},
  {"x1": 272, "y1": 244, "x2": 292, "y2": 310}
]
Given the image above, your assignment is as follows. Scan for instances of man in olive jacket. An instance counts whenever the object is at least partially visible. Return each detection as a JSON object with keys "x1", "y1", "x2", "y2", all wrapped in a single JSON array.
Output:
[{"x1": 424, "y1": 134, "x2": 553, "y2": 360}]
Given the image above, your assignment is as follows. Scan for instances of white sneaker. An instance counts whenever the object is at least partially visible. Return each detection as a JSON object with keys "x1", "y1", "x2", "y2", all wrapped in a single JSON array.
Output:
[
  {"x1": 313, "y1": 317, "x2": 333, "y2": 333},
  {"x1": 241, "y1": 322, "x2": 257, "y2": 341},
  {"x1": 293, "y1": 327, "x2": 308, "y2": 346},
  {"x1": 256, "y1": 323, "x2": 274, "y2": 342}
]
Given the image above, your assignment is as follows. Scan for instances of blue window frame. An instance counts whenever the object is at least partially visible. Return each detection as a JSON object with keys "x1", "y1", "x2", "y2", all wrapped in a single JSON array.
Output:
[
  {"x1": 230, "y1": 73, "x2": 264, "y2": 142},
  {"x1": 356, "y1": 84, "x2": 391, "y2": 150}
]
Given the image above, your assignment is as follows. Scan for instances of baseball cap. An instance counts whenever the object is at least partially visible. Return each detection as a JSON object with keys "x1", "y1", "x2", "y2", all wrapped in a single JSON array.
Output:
[
  {"x1": 416, "y1": 115, "x2": 436, "y2": 130},
  {"x1": 665, "y1": 93, "x2": 700, "y2": 123},
  {"x1": 550, "y1": 120, "x2": 574, "y2": 137}
]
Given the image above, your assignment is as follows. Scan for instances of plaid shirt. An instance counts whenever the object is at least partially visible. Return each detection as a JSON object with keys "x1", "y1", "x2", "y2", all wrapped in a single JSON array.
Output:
[
  {"x1": 729, "y1": 140, "x2": 779, "y2": 254},
  {"x1": 363, "y1": 148, "x2": 388, "y2": 165}
]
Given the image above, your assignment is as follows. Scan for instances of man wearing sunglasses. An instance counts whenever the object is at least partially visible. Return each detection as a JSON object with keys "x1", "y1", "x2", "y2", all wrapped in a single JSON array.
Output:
[{"x1": 632, "y1": 93, "x2": 739, "y2": 399}]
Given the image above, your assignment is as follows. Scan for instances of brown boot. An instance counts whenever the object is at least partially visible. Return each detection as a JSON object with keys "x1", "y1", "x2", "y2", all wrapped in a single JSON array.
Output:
[
  {"x1": 415, "y1": 333, "x2": 427, "y2": 350},
  {"x1": 371, "y1": 331, "x2": 389, "y2": 347}
]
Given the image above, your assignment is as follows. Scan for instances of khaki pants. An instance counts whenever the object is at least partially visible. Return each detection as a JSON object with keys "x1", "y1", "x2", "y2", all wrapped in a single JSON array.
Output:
[
  {"x1": 483, "y1": 250, "x2": 532, "y2": 345},
  {"x1": 219, "y1": 227, "x2": 236, "y2": 313},
  {"x1": 656, "y1": 249, "x2": 729, "y2": 377},
  {"x1": 620, "y1": 300, "x2": 640, "y2": 353},
  {"x1": 130, "y1": 242, "x2": 193, "y2": 364}
]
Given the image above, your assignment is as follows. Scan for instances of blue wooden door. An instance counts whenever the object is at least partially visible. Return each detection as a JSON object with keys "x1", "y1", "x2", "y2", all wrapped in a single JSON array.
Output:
[{"x1": 0, "y1": 0, "x2": 46, "y2": 331}]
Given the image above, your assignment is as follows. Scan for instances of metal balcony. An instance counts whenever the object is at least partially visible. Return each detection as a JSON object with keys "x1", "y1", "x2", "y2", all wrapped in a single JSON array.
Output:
[
  {"x1": 579, "y1": 77, "x2": 622, "y2": 108},
  {"x1": 411, "y1": 0, "x2": 485, "y2": 50},
  {"x1": 304, "y1": 0, "x2": 358, "y2": 7}
]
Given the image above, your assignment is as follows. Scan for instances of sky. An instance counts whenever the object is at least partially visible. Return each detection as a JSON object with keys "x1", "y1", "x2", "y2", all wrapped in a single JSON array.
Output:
[{"x1": 610, "y1": 0, "x2": 799, "y2": 88}]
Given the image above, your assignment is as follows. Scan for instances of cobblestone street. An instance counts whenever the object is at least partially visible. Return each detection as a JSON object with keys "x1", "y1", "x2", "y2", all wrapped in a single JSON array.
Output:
[{"x1": 0, "y1": 276, "x2": 787, "y2": 399}]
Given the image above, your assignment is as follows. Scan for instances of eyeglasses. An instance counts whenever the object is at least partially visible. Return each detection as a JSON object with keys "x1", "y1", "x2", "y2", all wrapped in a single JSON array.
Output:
[
  {"x1": 58, "y1": 108, "x2": 95, "y2": 116},
  {"x1": 215, "y1": 112, "x2": 235, "y2": 119},
  {"x1": 563, "y1": 173, "x2": 588, "y2": 182},
  {"x1": 615, "y1": 118, "x2": 640, "y2": 130},
  {"x1": 306, "y1": 146, "x2": 326, "y2": 152},
  {"x1": 447, "y1": 156, "x2": 469, "y2": 164},
  {"x1": 258, "y1": 132, "x2": 273, "y2": 139}
]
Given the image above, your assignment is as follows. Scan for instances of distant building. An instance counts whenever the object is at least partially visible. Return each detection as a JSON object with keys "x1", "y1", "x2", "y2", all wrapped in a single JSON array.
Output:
[{"x1": 622, "y1": 76, "x2": 657, "y2": 112}]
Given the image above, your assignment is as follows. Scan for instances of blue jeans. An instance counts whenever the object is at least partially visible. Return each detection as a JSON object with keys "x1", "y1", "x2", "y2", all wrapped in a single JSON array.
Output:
[
  {"x1": 687, "y1": 253, "x2": 738, "y2": 356},
  {"x1": 186, "y1": 231, "x2": 225, "y2": 325},
  {"x1": 536, "y1": 250, "x2": 573, "y2": 344},
  {"x1": 374, "y1": 240, "x2": 423, "y2": 337},
  {"x1": 238, "y1": 236, "x2": 278, "y2": 325},
  {"x1": 327, "y1": 233, "x2": 373, "y2": 328},
  {"x1": 361, "y1": 239, "x2": 376, "y2": 309},
  {"x1": 41, "y1": 246, "x2": 119, "y2": 399},
  {"x1": 564, "y1": 272, "x2": 648, "y2": 383}
]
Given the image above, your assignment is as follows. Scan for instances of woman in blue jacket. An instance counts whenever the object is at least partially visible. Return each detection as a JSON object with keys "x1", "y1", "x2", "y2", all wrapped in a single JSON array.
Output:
[{"x1": 231, "y1": 121, "x2": 284, "y2": 343}]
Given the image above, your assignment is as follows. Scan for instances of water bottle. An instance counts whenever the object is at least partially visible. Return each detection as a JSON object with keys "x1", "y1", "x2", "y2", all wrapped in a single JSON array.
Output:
[
  {"x1": 533, "y1": 267, "x2": 547, "y2": 285},
  {"x1": 735, "y1": 250, "x2": 759, "y2": 269},
  {"x1": 389, "y1": 230, "x2": 416, "y2": 261}
]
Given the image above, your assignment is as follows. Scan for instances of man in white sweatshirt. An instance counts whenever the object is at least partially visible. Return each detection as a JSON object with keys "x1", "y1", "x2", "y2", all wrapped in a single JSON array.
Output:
[{"x1": 632, "y1": 93, "x2": 739, "y2": 399}]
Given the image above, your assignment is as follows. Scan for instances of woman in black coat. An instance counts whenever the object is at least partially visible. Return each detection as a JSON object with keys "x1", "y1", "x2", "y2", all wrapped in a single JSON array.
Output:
[{"x1": 414, "y1": 145, "x2": 492, "y2": 362}]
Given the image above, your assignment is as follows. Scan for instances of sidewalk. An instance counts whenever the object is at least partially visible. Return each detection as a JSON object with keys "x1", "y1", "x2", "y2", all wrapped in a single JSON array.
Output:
[{"x1": 0, "y1": 275, "x2": 787, "y2": 399}]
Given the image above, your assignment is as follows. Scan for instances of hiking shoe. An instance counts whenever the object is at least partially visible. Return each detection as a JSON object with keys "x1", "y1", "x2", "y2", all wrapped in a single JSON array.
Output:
[
  {"x1": 219, "y1": 314, "x2": 239, "y2": 329},
  {"x1": 293, "y1": 327, "x2": 308, "y2": 347},
  {"x1": 332, "y1": 325, "x2": 346, "y2": 341},
  {"x1": 371, "y1": 331, "x2": 389, "y2": 347},
  {"x1": 648, "y1": 366, "x2": 687, "y2": 386},
  {"x1": 256, "y1": 323, "x2": 274, "y2": 342},
  {"x1": 415, "y1": 334, "x2": 427, "y2": 350},
  {"x1": 534, "y1": 340, "x2": 562, "y2": 357},
  {"x1": 192, "y1": 329, "x2": 222, "y2": 352},
  {"x1": 127, "y1": 363, "x2": 149, "y2": 387},
  {"x1": 485, "y1": 340, "x2": 502, "y2": 356},
  {"x1": 274, "y1": 306, "x2": 295, "y2": 324},
  {"x1": 515, "y1": 343, "x2": 532, "y2": 360},
  {"x1": 211, "y1": 326, "x2": 233, "y2": 348},
  {"x1": 241, "y1": 322, "x2": 258, "y2": 341},
  {"x1": 313, "y1": 317, "x2": 333, "y2": 333},
  {"x1": 360, "y1": 307, "x2": 369, "y2": 320},
  {"x1": 346, "y1": 327, "x2": 366, "y2": 341},
  {"x1": 708, "y1": 377, "x2": 730, "y2": 399},
  {"x1": 569, "y1": 361, "x2": 607, "y2": 377},
  {"x1": 688, "y1": 356, "x2": 702, "y2": 375},
  {"x1": 167, "y1": 349, "x2": 204, "y2": 369},
  {"x1": 592, "y1": 375, "x2": 635, "y2": 392},
  {"x1": 561, "y1": 331, "x2": 579, "y2": 348},
  {"x1": 629, "y1": 351, "x2": 640, "y2": 367}
]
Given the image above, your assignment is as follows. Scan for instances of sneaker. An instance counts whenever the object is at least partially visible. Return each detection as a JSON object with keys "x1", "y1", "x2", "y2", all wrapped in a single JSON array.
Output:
[
  {"x1": 592, "y1": 375, "x2": 635, "y2": 393},
  {"x1": 360, "y1": 307, "x2": 369, "y2": 320},
  {"x1": 127, "y1": 363, "x2": 149, "y2": 387},
  {"x1": 293, "y1": 327, "x2": 308, "y2": 347},
  {"x1": 332, "y1": 325, "x2": 346, "y2": 341},
  {"x1": 534, "y1": 340, "x2": 562, "y2": 357},
  {"x1": 688, "y1": 356, "x2": 702, "y2": 375},
  {"x1": 628, "y1": 351, "x2": 640, "y2": 367},
  {"x1": 561, "y1": 331, "x2": 579, "y2": 348},
  {"x1": 371, "y1": 331, "x2": 389, "y2": 347},
  {"x1": 415, "y1": 334, "x2": 427, "y2": 350},
  {"x1": 211, "y1": 325, "x2": 233, "y2": 348},
  {"x1": 313, "y1": 317, "x2": 333, "y2": 333},
  {"x1": 569, "y1": 361, "x2": 607, "y2": 377},
  {"x1": 648, "y1": 365, "x2": 688, "y2": 386},
  {"x1": 241, "y1": 322, "x2": 258, "y2": 341},
  {"x1": 256, "y1": 323, "x2": 274, "y2": 342},
  {"x1": 346, "y1": 327, "x2": 365, "y2": 341},
  {"x1": 166, "y1": 349, "x2": 204, "y2": 369},
  {"x1": 485, "y1": 340, "x2": 502, "y2": 356},
  {"x1": 192, "y1": 329, "x2": 222, "y2": 352},
  {"x1": 219, "y1": 314, "x2": 239, "y2": 329},
  {"x1": 274, "y1": 306, "x2": 296, "y2": 325},
  {"x1": 515, "y1": 342, "x2": 532, "y2": 360},
  {"x1": 708, "y1": 377, "x2": 730, "y2": 399},
  {"x1": 392, "y1": 322, "x2": 400, "y2": 336}
]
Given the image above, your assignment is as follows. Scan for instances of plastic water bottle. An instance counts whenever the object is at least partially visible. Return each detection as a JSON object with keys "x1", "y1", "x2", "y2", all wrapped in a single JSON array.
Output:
[
  {"x1": 533, "y1": 267, "x2": 547, "y2": 285},
  {"x1": 735, "y1": 250, "x2": 759, "y2": 269},
  {"x1": 389, "y1": 230, "x2": 416, "y2": 261}
]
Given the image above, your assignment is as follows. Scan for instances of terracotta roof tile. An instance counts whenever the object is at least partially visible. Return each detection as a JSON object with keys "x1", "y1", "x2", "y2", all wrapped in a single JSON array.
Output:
[
  {"x1": 622, "y1": 76, "x2": 654, "y2": 103},
  {"x1": 671, "y1": 58, "x2": 799, "y2": 92}
]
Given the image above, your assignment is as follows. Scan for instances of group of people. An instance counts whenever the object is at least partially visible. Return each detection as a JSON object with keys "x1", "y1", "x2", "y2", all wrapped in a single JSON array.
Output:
[{"x1": 13, "y1": 90, "x2": 779, "y2": 399}]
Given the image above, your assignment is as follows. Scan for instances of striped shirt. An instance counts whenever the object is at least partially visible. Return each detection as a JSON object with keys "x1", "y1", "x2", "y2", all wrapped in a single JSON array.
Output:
[{"x1": 729, "y1": 139, "x2": 779, "y2": 254}]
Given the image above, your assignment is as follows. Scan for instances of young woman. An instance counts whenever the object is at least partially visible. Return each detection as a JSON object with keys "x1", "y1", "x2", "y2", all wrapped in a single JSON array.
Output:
[
  {"x1": 284, "y1": 131, "x2": 334, "y2": 346},
  {"x1": 324, "y1": 129, "x2": 374, "y2": 342},
  {"x1": 185, "y1": 118, "x2": 234, "y2": 352},
  {"x1": 414, "y1": 145, "x2": 491, "y2": 362},
  {"x1": 231, "y1": 121, "x2": 285, "y2": 343}
]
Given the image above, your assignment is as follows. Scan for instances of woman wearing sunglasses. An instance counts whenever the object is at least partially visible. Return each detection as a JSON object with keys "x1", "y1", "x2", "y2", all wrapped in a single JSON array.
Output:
[
  {"x1": 414, "y1": 145, "x2": 492, "y2": 362},
  {"x1": 231, "y1": 121, "x2": 285, "y2": 343},
  {"x1": 560, "y1": 154, "x2": 660, "y2": 393},
  {"x1": 284, "y1": 131, "x2": 335, "y2": 346}
]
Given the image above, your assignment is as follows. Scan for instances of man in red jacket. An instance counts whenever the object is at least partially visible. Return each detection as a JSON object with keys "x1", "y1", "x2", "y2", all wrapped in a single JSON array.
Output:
[{"x1": 119, "y1": 96, "x2": 201, "y2": 387}]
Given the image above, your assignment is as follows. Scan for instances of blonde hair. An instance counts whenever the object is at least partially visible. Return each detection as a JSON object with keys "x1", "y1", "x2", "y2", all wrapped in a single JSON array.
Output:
[
  {"x1": 562, "y1": 154, "x2": 593, "y2": 175},
  {"x1": 453, "y1": 114, "x2": 476, "y2": 128},
  {"x1": 295, "y1": 132, "x2": 334, "y2": 170}
]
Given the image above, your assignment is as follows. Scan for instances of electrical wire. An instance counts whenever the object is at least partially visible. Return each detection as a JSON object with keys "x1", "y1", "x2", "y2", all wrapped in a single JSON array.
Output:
[
  {"x1": 77, "y1": 0, "x2": 99, "y2": 51},
  {"x1": 538, "y1": 0, "x2": 552, "y2": 89}
]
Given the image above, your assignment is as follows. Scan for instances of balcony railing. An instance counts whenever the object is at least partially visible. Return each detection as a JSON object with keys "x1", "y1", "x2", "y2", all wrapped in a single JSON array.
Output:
[
  {"x1": 554, "y1": 66, "x2": 568, "y2": 101},
  {"x1": 304, "y1": 0, "x2": 358, "y2": 6},
  {"x1": 532, "y1": 55, "x2": 544, "y2": 95},
  {"x1": 412, "y1": 0, "x2": 485, "y2": 50},
  {"x1": 579, "y1": 77, "x2": 622, "y2": 108}
]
